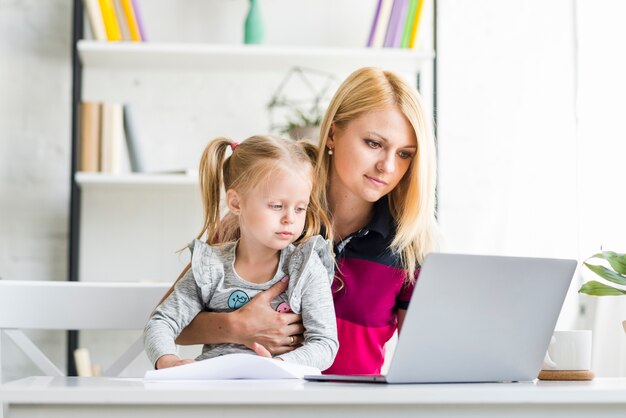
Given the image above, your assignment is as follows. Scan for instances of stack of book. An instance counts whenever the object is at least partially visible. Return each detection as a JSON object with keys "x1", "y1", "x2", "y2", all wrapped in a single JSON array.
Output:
[
  {"x1": 79, "y1": 102, "x2": 143, "y2": 173},
  {"x1": 83, "y1": 0, "x2": 145, "y2": 42},
  {"x1": 367, "y1": 0, "x2": 425, "y2": 49}
]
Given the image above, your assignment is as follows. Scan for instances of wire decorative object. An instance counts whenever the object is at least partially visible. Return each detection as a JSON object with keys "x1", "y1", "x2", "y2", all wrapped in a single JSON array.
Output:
[{"x1": 267, "y1": 67, "x2": 339, "y2": 141}]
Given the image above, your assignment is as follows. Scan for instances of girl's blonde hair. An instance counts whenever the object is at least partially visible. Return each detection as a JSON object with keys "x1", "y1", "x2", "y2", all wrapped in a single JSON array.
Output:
[
  {"x1": 197, "y1": 135, "x2": 331, "y2": 245},
  {"x1": 316, "y1": 67, "x2": 439, "y2": 282}
]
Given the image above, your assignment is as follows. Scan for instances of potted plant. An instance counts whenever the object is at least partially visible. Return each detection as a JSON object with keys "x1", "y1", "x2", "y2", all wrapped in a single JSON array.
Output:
[{"x1": 578, "y1": 250, "x2": 626, "y2": 333}]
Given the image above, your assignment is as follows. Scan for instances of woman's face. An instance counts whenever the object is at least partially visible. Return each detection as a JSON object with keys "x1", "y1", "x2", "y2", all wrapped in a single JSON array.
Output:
[{"x1": 327, "y1": 106, "x2": 417, "y2": 203}]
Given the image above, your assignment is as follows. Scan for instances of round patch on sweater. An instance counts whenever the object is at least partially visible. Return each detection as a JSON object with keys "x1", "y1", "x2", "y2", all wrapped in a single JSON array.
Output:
[{"x1": 227, "y1": 290, "x2": 250, "y2": 309}]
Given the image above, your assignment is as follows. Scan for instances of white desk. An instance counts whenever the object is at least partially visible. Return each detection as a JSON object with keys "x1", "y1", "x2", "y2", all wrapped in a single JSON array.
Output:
[{"x1": 1, "y1": 376, "x2": 625, "y2": 418}]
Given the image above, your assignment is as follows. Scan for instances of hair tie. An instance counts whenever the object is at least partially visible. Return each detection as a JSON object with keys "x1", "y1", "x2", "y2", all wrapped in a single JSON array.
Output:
[{"x1": 230, "y1": 141, "x2": 239, "y2": 151}]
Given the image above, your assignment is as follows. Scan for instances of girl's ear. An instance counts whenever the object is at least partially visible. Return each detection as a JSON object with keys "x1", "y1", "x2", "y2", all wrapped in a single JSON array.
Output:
[{"x1": 226, "y1": 189, "x2": 241, "y2": 214}]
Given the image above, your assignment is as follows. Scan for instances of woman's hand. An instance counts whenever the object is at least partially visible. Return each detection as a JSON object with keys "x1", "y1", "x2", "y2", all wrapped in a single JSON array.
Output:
[
  {"x1": 231, "y1": 279, "x2": 305, "y2": 355},
  {"x1": 155, "y1": 354, "x2": 194, "y2": 369},
  {"x1": 175, "y1": 279, "x2": 305, "y2": 355}
]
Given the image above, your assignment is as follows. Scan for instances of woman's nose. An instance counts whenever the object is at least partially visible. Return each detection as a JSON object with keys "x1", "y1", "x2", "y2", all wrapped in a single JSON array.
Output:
[{"x1": 377, "y1": 152, "x2": 395, "y2": 173}]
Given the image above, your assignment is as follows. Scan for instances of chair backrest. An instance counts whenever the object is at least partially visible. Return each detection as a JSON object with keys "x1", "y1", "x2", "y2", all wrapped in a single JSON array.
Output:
[{"x1": 0, "y1": 280, "x2": 171, "y2": 380}]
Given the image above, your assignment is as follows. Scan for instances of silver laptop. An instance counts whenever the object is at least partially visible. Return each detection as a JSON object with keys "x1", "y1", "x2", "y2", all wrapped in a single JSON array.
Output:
[{"x1": 305, "y1": 253, "x2": 576, "y2": 383}]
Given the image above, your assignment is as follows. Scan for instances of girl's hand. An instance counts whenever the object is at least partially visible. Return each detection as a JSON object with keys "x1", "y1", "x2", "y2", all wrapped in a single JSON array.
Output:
[
  {"x1": 232, "y1": 279, "x2": 305, "y2": 355},
  {"x1": 155, "y1": 354, "x2": 194, "y2": 369},
  {"x1": 252, "y1": 342, "x2": 284, "y2": 360}
]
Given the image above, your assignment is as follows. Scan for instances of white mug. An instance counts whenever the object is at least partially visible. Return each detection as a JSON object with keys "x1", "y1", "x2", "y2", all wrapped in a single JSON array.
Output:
[{"x1": 542, "y1": 330, "x2": 592, "y2": 371}]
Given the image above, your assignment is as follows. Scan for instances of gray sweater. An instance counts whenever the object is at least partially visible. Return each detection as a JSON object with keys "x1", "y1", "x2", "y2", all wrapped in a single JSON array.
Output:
[{"x1": 144, "y1": 235, "x2": 338, "y2": 370}]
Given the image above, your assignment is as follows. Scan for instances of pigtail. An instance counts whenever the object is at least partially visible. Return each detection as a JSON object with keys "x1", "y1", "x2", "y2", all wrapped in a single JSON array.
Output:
[
  {"x1": 296, "y1": 140, "x2": 334, "y2": 245},
  {"x1": 197, "y1": 137, "x2": 233, "y2": 244}
]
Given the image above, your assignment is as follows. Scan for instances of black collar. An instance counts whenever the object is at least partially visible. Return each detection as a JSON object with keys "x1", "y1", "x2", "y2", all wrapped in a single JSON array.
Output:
[{"x1": 364, "y1": 195, "x2": 393, "y2": 239}]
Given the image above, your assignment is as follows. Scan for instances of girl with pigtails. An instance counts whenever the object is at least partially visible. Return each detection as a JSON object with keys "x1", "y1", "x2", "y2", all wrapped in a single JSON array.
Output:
[{"x1": 144, "y1": 135, "x2": 338, "y2": 371}]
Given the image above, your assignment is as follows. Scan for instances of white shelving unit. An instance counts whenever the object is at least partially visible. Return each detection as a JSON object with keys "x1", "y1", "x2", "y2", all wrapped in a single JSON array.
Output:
[
  {"x1": 78, "y1": 40, "x2": 434, "y2": 73},
  {"x1": 76, "y1": 172, "x2": 198, "y2": 189}
]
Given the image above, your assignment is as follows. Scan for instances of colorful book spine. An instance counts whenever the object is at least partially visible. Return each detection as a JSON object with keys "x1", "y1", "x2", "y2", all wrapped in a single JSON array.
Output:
[
  {"x1": 366, "y1": 0, "x2": 383, "y2": 47},
  {"x1": 400, "y1": 0, "x2": 419, "y2": 48},
  {"x1": 83, "y1": 0, "x2": 106, "y2": 41},
  {"x1": 79, "y1": 102, "x2": 101, "y2": 172},
  {"x1": 120, "y1": 0, "x2": 143, "y2": 42},
  {"x1": 371, "y1": 0, "x2": 394, "y2": 48},
  {"x1": 113, "y1": 0, "x2": 131, "y2": 41},
  {"x1": 408, "y1": 0, "x2": 425, "y2": 49},
  {"x1": 98, "y1": 0, "x2": 122, "y2": 41},
  {"x1": 384, "y1": 0, "x2": 408, "y2": 48},
  {"x1": 391, "y1": 0, "x2": 410, "y2": 48}
]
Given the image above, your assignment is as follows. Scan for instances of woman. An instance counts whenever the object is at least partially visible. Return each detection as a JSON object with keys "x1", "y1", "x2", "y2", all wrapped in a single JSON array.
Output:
[{"x1": 168, "y1": 67, "x2": 439, "y2": 375}]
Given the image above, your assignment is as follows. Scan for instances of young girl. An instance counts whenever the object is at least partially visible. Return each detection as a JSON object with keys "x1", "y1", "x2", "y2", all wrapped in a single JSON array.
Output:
[{"x1": 144, "y1": 135, "x2": 338, "y2": 371}]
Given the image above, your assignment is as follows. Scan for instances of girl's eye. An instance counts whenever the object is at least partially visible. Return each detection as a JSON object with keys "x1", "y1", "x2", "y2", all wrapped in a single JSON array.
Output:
[
  {"x1": 398, "y1": 151, "x2": 414, "y2": 160},
  {"x1": 295, "y1": 207, "x2": 307, "y2": 214},
  {"x1": 365, "y1": 139, "x2": 381, "y2": 149},
  {"x1": 269, "y1": 204, "x2": 283, "y2": 210}
]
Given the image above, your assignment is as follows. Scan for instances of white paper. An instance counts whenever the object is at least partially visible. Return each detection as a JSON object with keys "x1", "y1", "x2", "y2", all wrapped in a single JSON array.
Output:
[{"x1": 144, "y1": 353, "x2": 321, "y2": 381}]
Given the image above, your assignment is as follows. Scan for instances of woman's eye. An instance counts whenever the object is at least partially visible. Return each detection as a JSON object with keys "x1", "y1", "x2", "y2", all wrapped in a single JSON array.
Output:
[
  {"x1": 398, "y1": 151, "x2": 414, "y2": 160},
  {"x1": 365, "y1": 139, "x2": 381, "y2": 149}
]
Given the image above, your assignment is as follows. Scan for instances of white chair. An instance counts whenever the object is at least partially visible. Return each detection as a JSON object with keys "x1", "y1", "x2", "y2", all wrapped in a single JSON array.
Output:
[{"x1": 0, "y1": 280, "x2": 171, "y2": 381}]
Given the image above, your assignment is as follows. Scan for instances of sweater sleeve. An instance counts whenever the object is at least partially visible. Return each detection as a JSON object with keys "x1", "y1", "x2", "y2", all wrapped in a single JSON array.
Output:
[
  {"x1": 143, "y1": 240, "x2": 217, "y2": 367},
  {"x1": 277, "y1": 236, "x2": 338, "y2": 370}
]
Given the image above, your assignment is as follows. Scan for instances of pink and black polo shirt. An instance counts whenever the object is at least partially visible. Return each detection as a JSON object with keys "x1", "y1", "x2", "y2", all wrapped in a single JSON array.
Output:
[{"x1": 324, "y1": 196, "x2": 417, "y2": 375}]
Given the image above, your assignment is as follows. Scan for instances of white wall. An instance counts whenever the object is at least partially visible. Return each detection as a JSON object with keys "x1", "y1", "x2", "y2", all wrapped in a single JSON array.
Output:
[
  {"x1": 437, "y1": 0, "x2": 626, "y2": 376},
  {"x1": 0, "y1": 0, "x2": 73, "y2": 382}
]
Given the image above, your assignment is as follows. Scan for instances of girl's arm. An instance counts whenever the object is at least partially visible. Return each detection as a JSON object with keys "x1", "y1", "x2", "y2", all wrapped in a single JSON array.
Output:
[{"x1": 162, "y1": 273, "x2": 304, "y2": 355}]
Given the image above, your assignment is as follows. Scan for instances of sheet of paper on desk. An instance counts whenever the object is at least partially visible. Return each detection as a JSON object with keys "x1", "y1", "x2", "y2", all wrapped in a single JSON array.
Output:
[{"x1": 144, "y1": 353, "x2": 321, "y2": 380}]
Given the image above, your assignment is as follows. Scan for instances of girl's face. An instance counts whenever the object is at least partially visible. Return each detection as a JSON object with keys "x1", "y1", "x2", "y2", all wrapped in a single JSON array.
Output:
[
  {"x1": 327, "y1": 106, "x2": 417, "y2": 204},
  {"x1": 231, "y1": 168, "x2": 311, "y2": 254}
]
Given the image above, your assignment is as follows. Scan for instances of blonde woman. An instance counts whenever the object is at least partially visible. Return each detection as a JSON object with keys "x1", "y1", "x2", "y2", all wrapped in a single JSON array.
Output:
[
  {"x1": 169, "y1": 67, "x2": 439, "y2": 375},
  {"x1": 145, "y1": 135, "x2": 338, "y2": 370}
]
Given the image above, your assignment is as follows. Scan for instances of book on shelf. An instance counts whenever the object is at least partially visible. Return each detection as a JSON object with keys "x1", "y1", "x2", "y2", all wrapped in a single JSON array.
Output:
[
  {"x1": 400, "y1": 0, "x2": 419, "y2": 48},
  {"x1": 79, "y1": 101, "x2": 101, "y2": 172},
  {"x1": 122, "y1": 103, "x2": 145, "y2": 172},
  {"x1": 144, "y1": 353, "x2": 321, "y2": 381},
  {"x1": 100, "y1": 102, "x2": 124, "y2": 173},
  {"x1": 83, "y1": 0, "x2": 106, "y2": 41},
  {"x1": 112, "y1": 0, "x2": 132, "y2": 41},
  {"x1": 408, "y1": 0, "x2": 425, "y2": 49},
  {"x1": 98, "y1": 0, "x2": 122, "y2": 41},
  {"x1": 369, "y1": 0, "x2": 394, "y2": 48},
  {"x1": 85, "y1": 0, "x2": 144, "y2": 42},
  {"x1": 368, "y1": 0, "x2": 426, "y2": 49},
  {"x1": 120, "y1": 0, "x2": 145, "y2": 42}
]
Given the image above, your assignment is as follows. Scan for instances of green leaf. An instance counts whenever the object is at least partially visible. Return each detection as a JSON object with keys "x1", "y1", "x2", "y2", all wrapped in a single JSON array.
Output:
[
  {"x1": 579, "y1": 280, "x2": 626, "y2": 296},
  {"x1": 584, "y1": 262, "x2": 626, "y2": 286},
  {"x1": 588, "y1": 251, "x2": 626, "y2": 275}
]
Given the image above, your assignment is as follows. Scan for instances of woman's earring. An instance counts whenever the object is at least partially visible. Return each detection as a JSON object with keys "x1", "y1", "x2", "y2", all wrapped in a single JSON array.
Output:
[{"x1": 328, "y1": 149, "x2": 333, "y2": 156}]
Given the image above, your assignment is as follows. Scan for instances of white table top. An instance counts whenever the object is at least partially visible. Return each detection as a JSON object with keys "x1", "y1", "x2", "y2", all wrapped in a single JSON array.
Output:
[{"x1": 1, "y1": 377, "x2": 626, "y2": 405}]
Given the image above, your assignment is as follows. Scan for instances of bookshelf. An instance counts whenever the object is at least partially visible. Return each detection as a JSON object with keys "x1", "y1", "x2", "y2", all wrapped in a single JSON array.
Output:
[
  {"x1": 68, "y1": 0, "x2": 438, "y2": 376},
  {"x1": 78, "y1": 40, "x2": 434, "y2": 73}
]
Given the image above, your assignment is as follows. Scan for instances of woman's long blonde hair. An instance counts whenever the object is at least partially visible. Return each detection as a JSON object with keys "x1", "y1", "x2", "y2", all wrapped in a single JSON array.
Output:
[
  {"x1": 197, "y1": 135, "x2": 331, "y2": 245},
  {"x1": 316, "y1": 67, "x2": 439, "y2": 282}
]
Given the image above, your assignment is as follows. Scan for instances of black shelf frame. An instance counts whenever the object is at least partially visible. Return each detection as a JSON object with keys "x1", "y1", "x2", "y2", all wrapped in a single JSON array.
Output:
[{"x1": 67, "y1": 0, "x2": 83, "y2": 376}]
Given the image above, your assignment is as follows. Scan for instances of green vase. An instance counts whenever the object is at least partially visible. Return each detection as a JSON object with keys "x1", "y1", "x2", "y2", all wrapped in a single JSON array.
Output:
[{"x1": 244, "y1": 0, "x2": 264, "y2": 44}]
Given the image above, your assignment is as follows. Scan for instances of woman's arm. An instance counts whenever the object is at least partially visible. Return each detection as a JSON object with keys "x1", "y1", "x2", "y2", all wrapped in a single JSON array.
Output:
[{"x1": 161, "y1": 274, "x2": 305, "y2": 355}]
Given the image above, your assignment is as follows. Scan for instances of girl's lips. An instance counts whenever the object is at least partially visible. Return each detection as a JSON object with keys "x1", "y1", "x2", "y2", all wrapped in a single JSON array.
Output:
[{"x1": 276, "y1": 232, "x2": 293, "y2": 239}]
